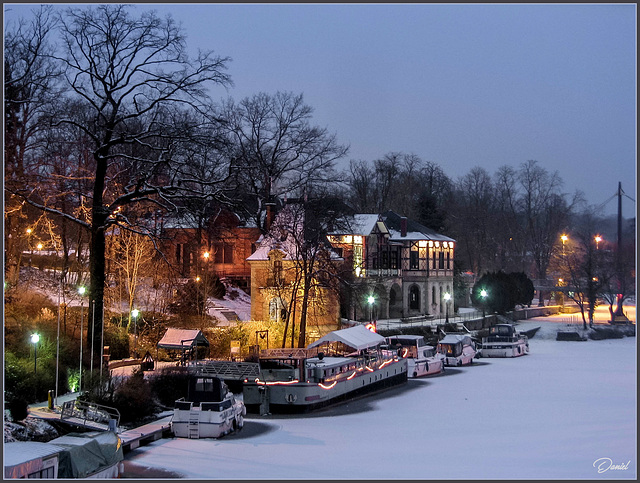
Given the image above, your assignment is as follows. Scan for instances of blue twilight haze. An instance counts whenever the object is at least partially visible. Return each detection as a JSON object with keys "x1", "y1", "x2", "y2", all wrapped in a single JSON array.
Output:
[{"x1": 3, "y1": 3, "x2": 636, "y2": 216}]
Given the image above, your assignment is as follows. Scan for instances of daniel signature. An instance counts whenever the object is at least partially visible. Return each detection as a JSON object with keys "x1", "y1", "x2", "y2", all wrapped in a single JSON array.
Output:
[{"x1": 593, "y1": 457, "x2": 631, "y2": 474}]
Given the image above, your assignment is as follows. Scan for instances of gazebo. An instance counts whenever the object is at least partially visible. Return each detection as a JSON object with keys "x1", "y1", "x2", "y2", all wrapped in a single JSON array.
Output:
[{"x1": 157, "y1": 328, "x2": 210, "y2": 364}]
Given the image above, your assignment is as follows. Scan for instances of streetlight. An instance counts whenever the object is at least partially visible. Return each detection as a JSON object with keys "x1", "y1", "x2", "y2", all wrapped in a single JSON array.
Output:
[
  {"x1": 30, "y1": 333, "x2": 40, "y2": 374},
  {"x1": 131, "y1": 309, "x2": 139, "y2": 358},
  {"x1": 480, "y1": 289, "x2": 488, "y2": 318},
  {"x1": 561, "y1": 234, "x2": 568, "y2": 256},
  {"x1": 78, "y1": 286, "x2": 86, "y2": 392},
  {"x1": 367, "y1": 295, "x2": 375, "y2": 321},
  {"x1": 444, "y1": 292, "x2": 451, "y2": 324},
  {"x1": 595, "y1": 235, "x2": 602, "y2": 250},
  {"x1": 202, "y1": 251, "x2": 210, "y2": 319}
]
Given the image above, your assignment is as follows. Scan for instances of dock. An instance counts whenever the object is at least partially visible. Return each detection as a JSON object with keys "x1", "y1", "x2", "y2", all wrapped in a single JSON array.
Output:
[{"x1": 28, "y1": 395, "x2": 174, "y2": 454}]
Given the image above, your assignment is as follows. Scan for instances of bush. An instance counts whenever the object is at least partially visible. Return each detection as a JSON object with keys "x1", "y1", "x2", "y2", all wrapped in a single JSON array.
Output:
[
  {"x1": 148, "y1": 367, "x2": 190, "y2": 407},
  {"x1": 112, "y1": 369, "x2": 156, "y2": 424}
]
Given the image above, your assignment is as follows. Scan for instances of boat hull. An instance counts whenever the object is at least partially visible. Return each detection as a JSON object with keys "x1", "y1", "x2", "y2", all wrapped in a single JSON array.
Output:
[
  {"x1": 244, "y1": 358, "x2": 408, "y2": 413},
  {"x1": 481, "y1": 340, "x2": 529, "y2": 358},
  {"x1": 171, "y1": 400, "x2": 246, "y2": 439},
  {"x1": 407, "y1": 356, "x2": 445, "y2": 377}
]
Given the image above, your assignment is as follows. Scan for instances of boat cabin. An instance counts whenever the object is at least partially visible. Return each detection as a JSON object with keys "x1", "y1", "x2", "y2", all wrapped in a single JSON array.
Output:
[{"x1": 486, "y1": 324, "x2": 519, "y2": 342}]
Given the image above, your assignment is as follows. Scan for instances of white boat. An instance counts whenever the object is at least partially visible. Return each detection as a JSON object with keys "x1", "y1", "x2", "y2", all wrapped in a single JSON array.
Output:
[
  {"x1": 437, "y1": 334, "x2": 479, "y2": 366},
  {"x1": 242, "y1": 325, "x2": 408, "y2": 413},
  {"x1": 385, "y1": 335, "x2": 445, "y2": 377},
  {"x1": 481, "y1": 324, "x2": 529, "y2": 357},
  {"x1": 171, "y1": 375, "x2": 246, "y2": 439}
]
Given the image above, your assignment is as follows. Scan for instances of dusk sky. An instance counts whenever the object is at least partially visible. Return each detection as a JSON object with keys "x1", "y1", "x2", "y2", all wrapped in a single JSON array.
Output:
[{"x1": 4, "y1": 3, "x2": 637, "y2": 216}]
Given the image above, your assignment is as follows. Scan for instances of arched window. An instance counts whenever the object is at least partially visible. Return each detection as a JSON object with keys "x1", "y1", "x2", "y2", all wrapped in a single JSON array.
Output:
[
  {"x1": 409, "y1": 285, "x2": 420, "y2": 310},
  {"x1": 269, "y1": 298, "x2": 286, "y2": 322}
]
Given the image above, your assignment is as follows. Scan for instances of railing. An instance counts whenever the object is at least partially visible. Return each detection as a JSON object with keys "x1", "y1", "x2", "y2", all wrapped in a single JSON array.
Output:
[
  {"x1": 61, "y1": 399, "x2": 121, "y2": 429},
  {"x1": 192, "y1": 360, "x2": 260, "y2": 380}
]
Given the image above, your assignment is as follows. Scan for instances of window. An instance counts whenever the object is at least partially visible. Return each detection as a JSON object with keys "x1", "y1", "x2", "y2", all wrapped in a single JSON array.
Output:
[
  {"x1": 447, "y1": 250, "x2": 451, "y2": 269},
  {"x1": 214, "y1": 243, "x2": 234, "y2": 264},
  {"x1": 439, "y1": 251, "x2": 445, "y2": 269},
  {"x1": 409, "y1": 285, "x2": 420, "y2": 310},
  {"x1": 410, "y1": 242, "x2": 419, "y2": 270},
  {"x1": 273, "y1": 260, "x2": 283, "y2": 284}
]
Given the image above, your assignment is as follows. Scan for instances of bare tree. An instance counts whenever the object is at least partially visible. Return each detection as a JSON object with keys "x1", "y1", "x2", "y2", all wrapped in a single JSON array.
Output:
[
  {"x1": 4, "y1": 6, "x2": 60, "y2": 286},
  {"x1": 449, "y1": 167, "x2": 496, "y2": 275},
  {"x1": 7, "y1": 5, "x2": 233, "y2": 367},
  {"x1": 559, "y1": 213, "x2": 613, "y2": 328},
  {"x1": 221, "y1": 91, "x2": 348, "y2": 232}
]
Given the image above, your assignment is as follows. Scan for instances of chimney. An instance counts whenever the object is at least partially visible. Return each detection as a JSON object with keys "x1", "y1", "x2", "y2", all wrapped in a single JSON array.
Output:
[
  {"x1": 401, "y1": 217, "x2": 408, "y2": 237},
  {"x1": 265, "y1": 203, "x2": 276, "y2": 232}
]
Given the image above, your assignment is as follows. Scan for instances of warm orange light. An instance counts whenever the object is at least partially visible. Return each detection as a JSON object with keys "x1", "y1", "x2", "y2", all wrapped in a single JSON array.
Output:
[
  {"x1": 203, "y1": 251, "x2": 210, "y2": 259},
  {"x1": 365, "y1": 366, "x2": 374, "y2": 372},
  {"x1": 365, "y1": 322, "x2": 377, "y2": 333},
  {"x1": 347, "y1": 371, "x2": 357, "y2": 380},
  {"x1": 256, "y1": 378, "x2": 300, "y2": 386},
  {"x1": 318, "y1": 381, "x2": 337, "y2": 390},
  {"x1": 561, "y1": 235, "x2": 568, "y2": 243},
  {"x1": 36, "y1": 243, "x2": 43, "y2": 250},
  {"x1": 595, "y1": 236, "x2": 602, "y2": 243},
  {"x1": 401, "y1": 348, "x2": 409, "y2": 358},
  {"x1": 26, "y1": 228, "x2": 32, "y2": 234}
]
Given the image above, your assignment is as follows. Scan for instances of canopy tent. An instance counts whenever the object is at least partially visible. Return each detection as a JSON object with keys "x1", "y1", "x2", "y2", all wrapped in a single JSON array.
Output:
[
  {"x1": 157, "y1": 328, "x2": 209, "y2": 350},
  {"x1": 307, "y1": 324, "x2": 384, "y2": 352}
]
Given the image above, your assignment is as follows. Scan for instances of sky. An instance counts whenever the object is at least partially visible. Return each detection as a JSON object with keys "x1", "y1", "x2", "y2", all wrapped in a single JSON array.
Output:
[{"x1": 3, "y1": 3, "x2": 637, "y2": 216}]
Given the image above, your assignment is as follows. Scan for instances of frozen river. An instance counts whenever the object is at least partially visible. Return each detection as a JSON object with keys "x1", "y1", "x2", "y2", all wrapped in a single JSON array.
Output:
[{"x1": 122, "y1": 316, "x2": 636, "y2": 480}]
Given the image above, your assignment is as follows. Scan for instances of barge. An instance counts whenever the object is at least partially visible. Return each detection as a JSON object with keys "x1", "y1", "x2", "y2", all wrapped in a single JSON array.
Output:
[{"x1": 243, "y1": 325, "x2": 408, "y2": 413}]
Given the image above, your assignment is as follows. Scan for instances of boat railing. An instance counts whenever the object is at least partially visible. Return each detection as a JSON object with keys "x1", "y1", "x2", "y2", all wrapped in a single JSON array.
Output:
[{"x1": 61, "y1": 399, "x2": 121, "y2": 429}]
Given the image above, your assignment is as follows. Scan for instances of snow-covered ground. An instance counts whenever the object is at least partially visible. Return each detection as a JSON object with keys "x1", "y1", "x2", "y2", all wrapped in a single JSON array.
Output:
[{"x1": 122, "y1": 312, "x2": 636, "y2": 480}]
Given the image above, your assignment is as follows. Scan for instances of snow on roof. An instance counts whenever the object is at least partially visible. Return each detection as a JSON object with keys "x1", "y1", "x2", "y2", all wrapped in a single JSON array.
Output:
[
  {"x1": 438, "y1": 334, "x2": 473, "y2": 345},
  {"x1": 307, "y1": 324, "x2": 385, "y2": 351},
  {"x1": 382, "y1": 210, "x2": 455, "y2": 242},
  {"x1": 4, "y1": 441, "x2": 66, "y2": 477},
  {"x1": 157, "y1": 328, "x2": 209, "y2": 349}
]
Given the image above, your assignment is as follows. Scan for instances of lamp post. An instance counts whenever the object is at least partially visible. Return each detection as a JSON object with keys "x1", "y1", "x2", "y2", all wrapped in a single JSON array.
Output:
[
  {"x1": 131, "y1": 309, "x2": 139, "y2": 358},
  {"x1": 444, "y1": 292, "x2": 451, "y2": 324},
  {"x1": 30, "y1": 333, "x2": 40, "y2": 374},
  {"x1": 203, "y1": 251, "x2": 210, "y2": 319},
  {"x1": 480, "y1": 289, "x2": 488, "y2": 318},
  {"x1": 367, "y1": 295, "x2": 375, "y2": 321},
  {"x1": 595, "y1": 235, "x2": 602, "y2": 250},
  {"x1": 561, "y1": 234, "x2": 568, "y2": 256},
  {"x1": 78, "y1": 286, "x2": 86, "y2": 392}
]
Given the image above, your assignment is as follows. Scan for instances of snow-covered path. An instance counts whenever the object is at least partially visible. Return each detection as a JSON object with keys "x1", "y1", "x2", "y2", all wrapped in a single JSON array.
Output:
[{"x1": 123, "y1": 318, "x2": 636, "y2": 480}]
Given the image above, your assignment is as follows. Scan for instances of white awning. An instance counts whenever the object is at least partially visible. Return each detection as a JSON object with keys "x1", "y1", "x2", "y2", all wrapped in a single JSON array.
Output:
[
  {"x1": 307, "y1": 324, "x2": 384, "y2": 351},
  {"x1": 157, "y1": 328, "x2": 209, "y2": 350}
]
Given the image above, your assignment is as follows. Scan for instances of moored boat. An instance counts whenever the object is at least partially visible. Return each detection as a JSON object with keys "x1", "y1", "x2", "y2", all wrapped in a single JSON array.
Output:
[
  {"x1": 437, "y1": 334, "x2": 479, "y2": 366},
  {"x1": 171, "y1": 375, "x2": 246, "y2": 439},
  {"x1": 242, "y1": 325, "x2": 408, "y2": 413},
  {"x1": 385, "y1": 335, "x2": 445, "y2": 377},
  {"x1": 481, "y1": 324, "x2": 529, "y2": 357}
]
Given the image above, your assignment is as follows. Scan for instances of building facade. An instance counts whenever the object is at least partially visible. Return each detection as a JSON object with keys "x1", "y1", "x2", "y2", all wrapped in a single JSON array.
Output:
[{"x1": 328, "y1": 211, "x2": 456, "y2": 322}]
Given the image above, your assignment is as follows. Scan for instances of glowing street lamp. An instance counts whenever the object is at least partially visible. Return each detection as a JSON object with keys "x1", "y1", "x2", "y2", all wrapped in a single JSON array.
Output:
[
  {"x1": 30, "y1": 333, "x2": 40, "y2": 374},
  {"x1": 367, "y1": 295, "x2": 375, "y2": 321},
  {"x1": 78, "y1": 286, "x2": 86, "y2": 392},
  {"x1": 595, "y1": 235, "x2": 602, "y2": 250},
  {"x1": 480, "y1": 289, "x2": 488, "y2": 318},
  {"x1": 444, "y1": 292, "x2": 451, "y2": 324},
  {"x1": 132, "y1": 309, "x2": 140, "y2": 357},
  {"x1": 561, "y1": 234, "x2": 568, "y2": 256}
]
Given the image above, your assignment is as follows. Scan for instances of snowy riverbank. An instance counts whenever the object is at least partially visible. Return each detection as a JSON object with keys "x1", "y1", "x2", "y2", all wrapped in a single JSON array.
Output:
[{"x1": 122, "y1": 315, "x2": 636, "y2": 480}]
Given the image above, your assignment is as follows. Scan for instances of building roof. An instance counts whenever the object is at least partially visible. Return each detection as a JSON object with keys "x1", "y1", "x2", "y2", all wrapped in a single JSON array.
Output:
[
  {"x1": 157, "y1": 328, "x2": 209, "y2": 349},
  {"x1": 307, "y1": 324, "x2": 385, "y2": 351},
  {"x1": 382, "y1": 210, "x2": 456, "y2": 243}
]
